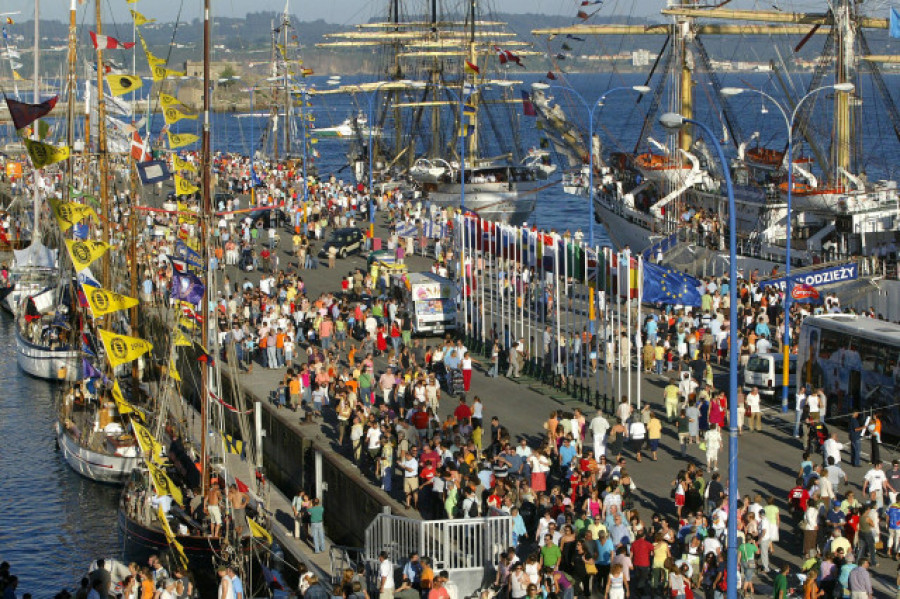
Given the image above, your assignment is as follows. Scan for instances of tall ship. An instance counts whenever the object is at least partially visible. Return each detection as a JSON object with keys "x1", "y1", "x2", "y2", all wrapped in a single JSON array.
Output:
[
  {"x1": 532, "y1": 0, "x2": 900, "y2": 272},
  {"x1": 317, "y1": 0, "x2": 555, "y2": 224}
]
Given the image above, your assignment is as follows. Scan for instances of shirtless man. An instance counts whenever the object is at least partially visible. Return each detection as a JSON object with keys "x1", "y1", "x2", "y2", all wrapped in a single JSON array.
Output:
[
  {"x1": 228, "y1": 483, "x2": 249, "y2": 538},
  {"x1": 205, "y1": 482, "x2": 223, "y2": 537}
]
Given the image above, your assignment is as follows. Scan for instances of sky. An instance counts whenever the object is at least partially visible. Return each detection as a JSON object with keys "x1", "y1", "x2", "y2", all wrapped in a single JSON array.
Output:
[{"x1": 19, "y1": 0, "x2": 837, "y2": 28}]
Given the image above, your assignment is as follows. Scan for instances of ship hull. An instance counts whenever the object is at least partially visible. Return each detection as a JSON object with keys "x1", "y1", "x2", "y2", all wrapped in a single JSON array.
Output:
[
  {"x1": 56, "y1": 420, "x2": 139, "y2": 485},
  {"x1": 15, "y1": 326, "x2": 81, "y2": 381},
  {"x1": 426, "y1": 181, "x2": 542, "y2": 225}
]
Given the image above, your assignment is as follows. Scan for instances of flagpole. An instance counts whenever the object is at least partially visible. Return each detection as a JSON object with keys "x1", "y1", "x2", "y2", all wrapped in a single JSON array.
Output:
[
  {"x1": 616, "y1": 251, "x2": 622, "y2": 406},
  {"x1": 31, "y1": 0, "x2": 41, "y2": 242},
  {"x1": 555, "y1": 234, "x2": 562, "y2": 383},
  {"x1": 626, "y1": 252, "x2": 632, "y2": 407},
  {"x1": 95, "y1": 0, "x2": 110, "y2": 292},
  {"x1": 199, "y1": 0, "x2": 212, "y2": 499},
  {"x1": 636, "y1": 256, "x2": 643, "y2": 411},
  {"x1": 64, "y1": 0, "x2": 77, "y2": 203}
]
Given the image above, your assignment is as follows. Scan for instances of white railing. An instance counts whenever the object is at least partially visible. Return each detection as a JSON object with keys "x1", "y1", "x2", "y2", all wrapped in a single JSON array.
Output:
[{"x1": 364, "y1": 512, "x2": 513, "y2": 573}]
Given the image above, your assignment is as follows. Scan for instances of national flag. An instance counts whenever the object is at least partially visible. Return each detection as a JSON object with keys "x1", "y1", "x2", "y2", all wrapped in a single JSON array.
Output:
[
  {"x1": 24, "y1": 138, "x2": 69, "y2": 169},
  {"x1": 171, "y1": 271, "x2": 205, "y2": 305},
  {"x1": 546, "y1": 71, "x2": 557, "y2": 80},
  {"x1": 172, "y1": 155, "x2": 197, "y2": 173},
  {"x1": 4, "y1": 95, "x2": 59, "y2": 130},
  {"x1": 521, "y1": 90, "x2": 536, "y2": 117},
  {"x1": 106, "y1": 74, "x2": 142, "y2": 96},
  {"x1": 130, "y1": 130, "x2": 151, "y2": 162},
  {"x1": 65, "y1": 239, "x2": 110, "y2": 271},
  {"x1": 494, "y1": 47, "x2": 524, "y2": 68},
  {"x1": 167, "y1": 131, "x2": 199, "y2": 149},
  {"x1": 82, "y1": 283, "x2": 139, "y2": 317},
  {"x1": 163, "y1": 105, "x2": 197, "y2": 125},
  {"x1": 90, "y1": 31, "x2": 135, "y2": 50},
  {"x1": 174, "y1": 174, "x2": 199, "y2": 196},
  {"x1": 152, "y1": 64, "x2": 185, "y2": 81},
  {"x1": 464, "y1": 60, "x2": 480, "y2": 75},
  {"x1": 48, "y1": 198, "x2": 97, "y2": 231},
  {"x1": 892, "y1": 8, "x2": 900, "y2": 39},
  {"x1": 130, "y1": 9, "x2": 155, "y2": 26},
  {"x1": 641, "y1": 261, "x2": 702, "y2": 306},
  {"x1": 136, "y1": 160, "x2": 171, "y2": 185},
  {"x1": 98, "y1": 329, "x2": 153, "y2": 369}
]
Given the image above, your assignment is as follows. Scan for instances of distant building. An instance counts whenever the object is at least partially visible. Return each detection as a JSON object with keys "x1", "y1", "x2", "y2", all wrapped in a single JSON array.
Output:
[
  {"x1": 632, "y1": 49, "x2": 651, "y2": 67},
  {"x1": 183, "y1": 60, "x2": 239, "y2": 79}
]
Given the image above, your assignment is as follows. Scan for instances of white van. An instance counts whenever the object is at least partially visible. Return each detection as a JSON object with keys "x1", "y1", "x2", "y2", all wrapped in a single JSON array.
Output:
[{"x1": 743, "y1": 353, "x2": 797, "y2": 399}]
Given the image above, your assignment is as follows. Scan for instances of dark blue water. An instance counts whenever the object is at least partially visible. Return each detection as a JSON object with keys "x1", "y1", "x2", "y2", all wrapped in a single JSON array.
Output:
[{"x1": 0, "y1": 316, "x2": 121, "y2": 597}]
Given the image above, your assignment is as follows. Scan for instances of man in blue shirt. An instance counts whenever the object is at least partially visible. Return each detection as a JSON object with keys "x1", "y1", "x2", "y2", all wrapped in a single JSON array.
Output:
[
  {"x1": 559, "y1": 438, "x2": 577, "y2": 478},
  {"x1": 227, "y1": 565, "x2": 245, "y2": 599},
  {"x1": 887, "y1": 498, "x2": 900, "y2": 559},
  {"x1": 594, "y1": 530, "x2": 615, "y2": 591}
]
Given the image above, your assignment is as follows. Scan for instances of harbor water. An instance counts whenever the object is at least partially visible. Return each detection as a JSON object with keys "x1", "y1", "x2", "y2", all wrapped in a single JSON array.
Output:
[{"x1": 0, "y1": 317, "x2": 121, "y2": 597}]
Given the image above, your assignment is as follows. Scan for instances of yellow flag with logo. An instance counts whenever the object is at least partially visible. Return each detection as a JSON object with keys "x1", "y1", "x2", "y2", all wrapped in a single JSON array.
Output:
[
  {"x1": 48, "y1": 198, "x2": 98, "y2": 232},
  {"x1": 152, "y1": 64, "x2": 185, "y2": 82},
  {"x1": 167, "y1": 131, "x2": 199, "y2": 149},
  {"x1": 145, "y1": 49, "x2": 165, "y2": 67},
  {"x1": 157, "y1": 506, "x2": 189, "y2": 568},
  {"x1": 132, "y1": 419, "x2": 164, "y2": 465},
  {"x1": 172, "y1": 155, "x2": 197, "y2": 173},
  {"x1": 169, "y1": 356, "x2": 181, "y2": 382},
  {"x1": 130, "y1": 9, "x2": 155, "y2": 26},
  {"x1": 24, "y1": 138, "x2": 70, "y2": 169},
  {"x1": 247, "y1": 518, "x2": 273, "y2": 544},
  {"x1": 174, "y1": 175, "x2": 199, "y2": 196},
  {"x1": 65, "y1": 239, "x2": 109, "y2": 271},
  {"x1": 173, "y1": 330, "x2": 192, "y2": 347},
  {"x1": 82, "y1": 284, "x2": 139, "y2": 317},
  {"x1": 159, "y1": 93, "x2": 182, "y2": 109},
  {"x1": 147, "y1": 461, "x2": 184, "y2": 505},
  {"x1": 163, "y1": 106, "x2": 197, "y2": 126},
  {"x1": 107, "y1": 75, "x2": 143, "y2": 96},
  {"x1": 98, "y1": 329, "x2": 153, "y2": 368},
  {"x1": 110, "y1": 380, "x2": 138, "y2": 418}
]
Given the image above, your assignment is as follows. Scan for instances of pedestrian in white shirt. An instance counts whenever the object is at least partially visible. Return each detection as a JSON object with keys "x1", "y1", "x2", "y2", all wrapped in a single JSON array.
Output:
[
  {"x1": 746, "y1": 387, "x2": 762, "y2": 431},
  {"x1": 824, "y1": 433, "x2": 844, "y2": 465}
]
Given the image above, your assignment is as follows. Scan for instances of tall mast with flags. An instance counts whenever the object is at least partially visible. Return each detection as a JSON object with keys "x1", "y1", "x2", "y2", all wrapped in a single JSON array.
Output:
[{"x1": 199, "y1": 0, "x2": 212, "y2": 499}]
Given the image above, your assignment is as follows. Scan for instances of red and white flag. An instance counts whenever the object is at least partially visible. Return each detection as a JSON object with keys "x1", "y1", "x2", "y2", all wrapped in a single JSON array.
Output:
[
  {"x1": 90, "y1": 31, "x2": 136, "y2": 50},
  {"x1": 130, "y1": 130, "x2": 150, "y2": 162}
]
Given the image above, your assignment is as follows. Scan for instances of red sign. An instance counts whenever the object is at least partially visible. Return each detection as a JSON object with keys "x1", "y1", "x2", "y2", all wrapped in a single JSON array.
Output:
[{"x1": 791, "y1": 283, "x2": 819, "y2": 301}]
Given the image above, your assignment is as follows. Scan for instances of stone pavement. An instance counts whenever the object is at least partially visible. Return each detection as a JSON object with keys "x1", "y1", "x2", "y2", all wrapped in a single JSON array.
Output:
[{"x1": 213, "y1": 200, "x2": 899, "y2": 593}]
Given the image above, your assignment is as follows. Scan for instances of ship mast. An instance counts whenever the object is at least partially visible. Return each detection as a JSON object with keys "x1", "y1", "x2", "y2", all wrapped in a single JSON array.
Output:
[
  {"x1": 95, "y1": 0, "x2": 110, "y2": 290},
  {"x1": 199, "y1": 0, "x2": 212, "y2": 498},
  {"x1": 65, "y1": 0, "x2": 77, "y2": 201},
  {"x1": 31, "y1": 0, "x2": 41, "y2": 242},
  {"x1": 833, "y1": 0, "x2": 852, "y2": 179},
  {"x1": 465, "y1": 0, "x2": 478, "y2": 158}
]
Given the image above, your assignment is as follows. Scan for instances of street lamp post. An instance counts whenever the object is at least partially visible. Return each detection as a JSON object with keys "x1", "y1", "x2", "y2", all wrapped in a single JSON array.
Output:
[
  {"x1": 531, "y1": 83, "x2": 650, "y2": 245},
  {"x1": 721, "y1": 82, "x2": 855, "y2": 413},
  {"x1": 660, "y1": 111, "x2": 739, "y2": 599}
]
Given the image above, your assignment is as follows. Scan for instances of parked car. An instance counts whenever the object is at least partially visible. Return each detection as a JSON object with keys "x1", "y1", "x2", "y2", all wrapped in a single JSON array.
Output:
[
  {"x1": 743, "y1": 352, "x2": 797, "y2": 400},
  {"x1": 246, "y1": 207, "x2": 286, "y2": 229},
  {"x1": 318, "y1": 228, "x2": 364, "y2": 259}
]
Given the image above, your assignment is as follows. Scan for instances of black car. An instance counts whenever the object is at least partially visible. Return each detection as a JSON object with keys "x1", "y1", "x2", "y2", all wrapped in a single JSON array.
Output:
[
  {"x1": 246, "y1": 207, "x2": 286, "y2": 229},
  {"x1": 317, "y1": 228, "x2": 365, "y2": 259}
]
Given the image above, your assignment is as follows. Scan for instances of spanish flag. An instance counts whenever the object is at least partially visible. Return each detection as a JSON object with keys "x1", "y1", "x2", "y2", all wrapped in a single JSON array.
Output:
[
  {"x1": 464, "y1": 60, "x2": 480, "y2": 75},
  {"x1": 98, "y1": 329, "x2": 153, "y2": 368},
  {"x1": 167, "y1": 131, "x2": 199, "y2": 149},
  {"x1": 81, "y1": 284, "x2": 139, "y2": 317},
  {"x1": 24, "y1": 138, "x2": 70, "y2": 169},
  {"x1": 107, "y1": 74, "x2": 143, "y2": 96},
  {"x1": 48, "y1": 198, "x2": 97, "y2": 232},
  {"x1": 174, "y1": 175, "x2": 199, "y2": 197},
  {"x1": 65, "y1": 239, "x2": 109, "y2": 272}
]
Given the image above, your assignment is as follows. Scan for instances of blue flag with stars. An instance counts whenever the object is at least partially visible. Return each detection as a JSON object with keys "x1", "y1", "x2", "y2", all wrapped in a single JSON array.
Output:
[{"x1": 642, "y1": 261, "x2": 702, "y2": 307}]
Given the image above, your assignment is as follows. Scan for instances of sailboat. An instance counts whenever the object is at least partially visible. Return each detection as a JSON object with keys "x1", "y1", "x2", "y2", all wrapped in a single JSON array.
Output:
[
  {"x1": 317, "y1": 0, "x2": 555, "y2": 224},
  {"x1": 532, "y1": 0, "x2": 900, "y2": 269}
]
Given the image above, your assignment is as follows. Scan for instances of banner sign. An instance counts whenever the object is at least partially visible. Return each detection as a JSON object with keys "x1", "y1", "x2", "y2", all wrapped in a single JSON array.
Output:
[{"x1": 761, "y1": 263, "x2": 858, "y2": 291}]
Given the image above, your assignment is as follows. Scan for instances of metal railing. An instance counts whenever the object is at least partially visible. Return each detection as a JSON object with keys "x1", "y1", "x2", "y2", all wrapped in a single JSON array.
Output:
[{"x1": 364, "y1": 512, "x2": 513, "y2": 573}]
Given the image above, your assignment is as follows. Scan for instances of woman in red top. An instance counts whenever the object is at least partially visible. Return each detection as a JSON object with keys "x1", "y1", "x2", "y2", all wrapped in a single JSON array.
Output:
[
  {"x1": 376, "y1": 325, "x2": 388, "y2": 354},
  {"x1": 390, "y1": 321, "x2": 402, "y2": 353}
]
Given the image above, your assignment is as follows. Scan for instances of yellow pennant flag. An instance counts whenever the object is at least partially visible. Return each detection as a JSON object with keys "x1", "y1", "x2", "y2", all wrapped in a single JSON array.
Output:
[
  {"x1": 13, "y1": 70, "x2": 25, "y2": 81},
  {"x1": 107, "y1": 74, "x2": 143, "y2": 96},
  {"x1": 157, "y1": 507, "x2": 189, "y2": 568},
  {"x1": 24, "y1": 138, "x2": 70, "y2": 169},
  {"x1": 172, "y1": 155, "x2": 197, "y2": 173},
  {"x1": 82, "y1": 284, "x2": 139, "y2": 317},
  {"x1": 130, "y1": 9, "x2": 155, "y2": 26},
  {"x1": 168, "y1": 356, "x2": 181, "y2": 382},
  {"x1": 173, "y1": 330, "x2": 192, "y2": 347},
  {"x1": 132, "y1": 419, "x2": 164, "y2": 463},
  {"x1": 48, "y1": 198, "x2": 97, "y2": 232},
  {"x1": 65, "y1": 239, "x2": 109, "y2": 271},
  {"x1": 167, "y1": 131, "x2": 199, "y2": 149},
  {"x1": 159, "y1": 93, "x2": 182, "y2": 109},
  {"x1": 126, "y1": 0, "x2": 139, "y2": 3},
  {"x1": 152, "y1": 64, "x2": 185, "y2": 81},
  {"x1": 177, "y1": 316, "x2": 198, "y2": 332},
  {"x1": 98, "y1": 329, "x2": 153, "y2": 369},
  {"x1": 163, "y1": 106, "x2": 198, "y2": 126},
  {"x1": 174, "y1": 175, "x2": 199, "y2": 196},
  {"x1": 145, "y1": 50, "x2": 166, "y2": 67},
  {"x1": 247, "y1": 518, "x2": 273, "y2": 544},
  {"x1": 110, "y1": 379, "x2": 138, "y2": 418},
  {"x1": 146, "y1": 461, "x2": 184, "y2": 506}
]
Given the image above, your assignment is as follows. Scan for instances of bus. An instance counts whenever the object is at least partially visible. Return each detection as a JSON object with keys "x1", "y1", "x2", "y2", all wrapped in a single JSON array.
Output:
[{"x1": 797, "y1": 314, "x2": 900, "y2": 435}]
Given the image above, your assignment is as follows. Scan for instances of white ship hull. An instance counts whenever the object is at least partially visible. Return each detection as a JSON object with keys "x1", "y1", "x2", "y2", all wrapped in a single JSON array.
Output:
[
  {"x1": 56, "y1": 420, "x2": 139, "y2": 484},
  {"x1": 16, "y1": 326, "x2": 81, "y2": 382},
  {"x1": 427, "y1": 182, "x2": 540, "y2": 224}
]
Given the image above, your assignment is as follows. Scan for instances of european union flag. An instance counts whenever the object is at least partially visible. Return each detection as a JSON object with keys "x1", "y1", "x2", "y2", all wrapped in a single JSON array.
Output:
[
  {"x1": 892, "y1": 8, "x2": 900, "y2": 39},
  {"x1": 642, "y1": 261, "x2": 702, "y2": 307}
]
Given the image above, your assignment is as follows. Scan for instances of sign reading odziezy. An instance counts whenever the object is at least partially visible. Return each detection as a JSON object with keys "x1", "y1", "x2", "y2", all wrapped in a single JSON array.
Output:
[{"x1": 762, "y1": 262, "x2": 858, "y2": 291}]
